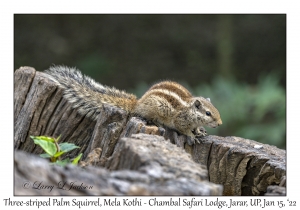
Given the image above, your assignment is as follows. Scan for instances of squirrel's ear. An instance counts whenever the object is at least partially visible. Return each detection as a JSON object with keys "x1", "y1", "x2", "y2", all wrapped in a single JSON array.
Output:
[
  {"x1": 194, "y1": 99, "x2": 202, "y2": 109},
  {"x1": 206, "y1": 98, "x2": 211, "y2": 102}
]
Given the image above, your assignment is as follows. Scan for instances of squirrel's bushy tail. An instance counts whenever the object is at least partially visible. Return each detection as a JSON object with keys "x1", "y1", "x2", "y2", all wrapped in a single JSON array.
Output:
[{"x1": 44, "y1": 65, "x2": 137, "y2": 120}]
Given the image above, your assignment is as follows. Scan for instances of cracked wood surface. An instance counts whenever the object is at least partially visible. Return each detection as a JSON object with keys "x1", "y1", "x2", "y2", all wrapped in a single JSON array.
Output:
[{"x1": 15, "y1": 135, "x2": 222, "y2": 196}]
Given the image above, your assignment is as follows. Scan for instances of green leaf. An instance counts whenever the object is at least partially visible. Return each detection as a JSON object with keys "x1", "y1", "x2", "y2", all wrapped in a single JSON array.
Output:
[
  {"x1": 59, "y1": 142, "x2": 80, "y2": 153},
  {"x1": 32, "y1": 139, "x2": 57, "y2": 157},
  {"x1": 56, "y1": 135, "x2": 61, "y2": 142},
  {"x1": 30, "y1": 135, "x2": 55, "y2": 143},
  {"x1": 72, "y1": 153, "x2": 82, "y2": 165},
  {"x1": 40, "y1": 153, "x2": 51, "y2": 158},
  {"x1": 53, "y1": 159, "x2": 71, "y2": 167},
  {"x1": 53, "y1": 151, "x2": 65, "y2": 158}
]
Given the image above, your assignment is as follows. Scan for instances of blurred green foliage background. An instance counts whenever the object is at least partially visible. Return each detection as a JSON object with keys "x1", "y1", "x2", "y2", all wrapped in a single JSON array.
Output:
[{"x1": 14, "y1": 14, "x2": 286, "y2": 149}]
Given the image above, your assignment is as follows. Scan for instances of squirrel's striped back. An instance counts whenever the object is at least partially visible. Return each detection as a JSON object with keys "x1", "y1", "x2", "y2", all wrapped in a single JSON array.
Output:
[{"x1": 137, "y1": 81, "x2": 192, "y2": 111}]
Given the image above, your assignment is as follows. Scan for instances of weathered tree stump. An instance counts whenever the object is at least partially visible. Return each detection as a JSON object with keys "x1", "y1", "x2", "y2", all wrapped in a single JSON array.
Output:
[
  {"x1": 14, "y1": 66, "x2": 286, "y2": 196},
  {"x1": 15, "y1": 134, "x2": 222, "y2": 196}
]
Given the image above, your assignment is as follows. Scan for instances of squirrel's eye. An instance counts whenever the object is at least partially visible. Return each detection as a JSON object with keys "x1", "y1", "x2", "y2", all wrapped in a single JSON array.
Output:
[{"x1": 206, "y1": 111, "x2": 211, "y2": 116}]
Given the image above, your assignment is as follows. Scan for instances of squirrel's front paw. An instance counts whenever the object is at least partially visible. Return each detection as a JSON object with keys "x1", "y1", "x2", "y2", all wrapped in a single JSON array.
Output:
[
  {"x1": 193, "y1": 126, "x2": 207, "y2": 137},
  {"x1": 186, "y1": 127, "x2": 207, "y2": 145},
  {"x1": 186, "y1": 136, "x2": 201, "y2": 145}
]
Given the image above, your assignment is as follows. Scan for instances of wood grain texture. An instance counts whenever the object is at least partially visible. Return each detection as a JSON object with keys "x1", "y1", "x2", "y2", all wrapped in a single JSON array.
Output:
[{"x1": 15, "y1": 137, "x2": 222, "y2": 196}]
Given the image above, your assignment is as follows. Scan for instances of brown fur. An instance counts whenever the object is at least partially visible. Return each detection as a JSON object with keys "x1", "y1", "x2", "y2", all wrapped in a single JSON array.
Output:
[
  {"x1": 139, "y1": 90, "x2": 185, "y2": 109},
  {"x1": 45, "y1": 66, "x2": 222, "y2": 142},
  {"x1": 149, "y1": 81, "x2": 192, "y2": 101}
]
